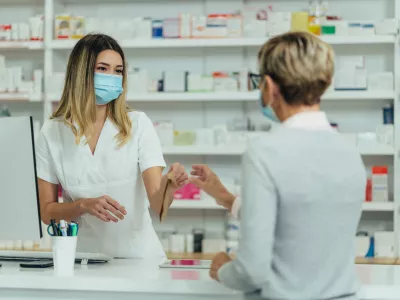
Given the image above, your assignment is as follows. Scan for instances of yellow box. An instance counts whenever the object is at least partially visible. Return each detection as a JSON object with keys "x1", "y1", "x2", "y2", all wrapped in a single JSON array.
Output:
[{"x1": 291, "y1": 12, "x2": 309, "y2": 32}]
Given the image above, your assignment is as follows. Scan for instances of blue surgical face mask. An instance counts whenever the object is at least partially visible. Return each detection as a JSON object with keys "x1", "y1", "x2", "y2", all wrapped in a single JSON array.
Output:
[
  {"x1": 94, "y1": 73, "x2": 124, "y2": 105},
  {"x1": 260, "y1": 88, "x2": 280, "y2": 123}
]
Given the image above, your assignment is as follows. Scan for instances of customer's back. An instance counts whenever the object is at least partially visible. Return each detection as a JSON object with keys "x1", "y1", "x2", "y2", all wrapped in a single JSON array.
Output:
[{"x1": 255, "y1": 127, "x2": 365, "y2": 299}]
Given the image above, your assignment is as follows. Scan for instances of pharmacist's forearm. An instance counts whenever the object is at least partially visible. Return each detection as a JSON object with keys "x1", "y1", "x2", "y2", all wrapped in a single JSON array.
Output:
[{"x1": 42, "y1": 201, "x2": 85, "y2": 225}]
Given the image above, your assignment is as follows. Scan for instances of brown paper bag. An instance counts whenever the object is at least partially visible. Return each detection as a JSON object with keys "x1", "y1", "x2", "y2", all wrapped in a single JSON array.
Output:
[{"x1": 159, "y1": 172, "x2": 176, "y2": 222}]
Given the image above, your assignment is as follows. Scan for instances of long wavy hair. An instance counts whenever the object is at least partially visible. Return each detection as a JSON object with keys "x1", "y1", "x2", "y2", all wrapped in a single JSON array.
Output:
[{"x1": 51, "y1": 34, "x2": 132, "y2": 147}]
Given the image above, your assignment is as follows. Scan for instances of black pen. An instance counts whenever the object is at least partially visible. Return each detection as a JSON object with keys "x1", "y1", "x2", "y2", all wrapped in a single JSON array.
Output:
[{"x1": 50, "y1": 219, "x2": 59, "y2": 236}]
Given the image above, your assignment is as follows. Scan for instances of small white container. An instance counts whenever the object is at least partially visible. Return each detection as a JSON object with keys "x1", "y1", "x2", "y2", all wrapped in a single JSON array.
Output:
[
  {"x1": 374, "y1": 231, "x2": 395, "y2": 258},
  {"x1": 52, "y1": 236, "x2": 77, "y2": 277},
  {"x1": 169, "y1": 234, "x2": 185, "y2": 254},
  {"x1": 185, "y1": 234, "x2": 194, "y2": 253}
]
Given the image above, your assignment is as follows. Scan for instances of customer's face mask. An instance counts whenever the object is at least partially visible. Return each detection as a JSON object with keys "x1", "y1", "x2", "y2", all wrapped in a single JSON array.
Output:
[
  {"x1": 94, "y1": 72, "x2": 124, "y2": 105},
  {"x1": 259, "y1": 81, "x2": 280, "y2": 123}
]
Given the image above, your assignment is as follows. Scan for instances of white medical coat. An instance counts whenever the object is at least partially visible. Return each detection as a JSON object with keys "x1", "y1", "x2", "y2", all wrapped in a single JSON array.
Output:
[{"x1": 35, "y1": 111, "x2": 166, "y2": 259}]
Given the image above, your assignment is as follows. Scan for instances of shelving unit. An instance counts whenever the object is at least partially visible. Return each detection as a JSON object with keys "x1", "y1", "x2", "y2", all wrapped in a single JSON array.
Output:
[
  {"x1": 161, "y1": 145, "x2": 394, "y2": 156},
  {"x1": 0, "y1": 0, "x2": 398, "y2": 256},
  {"x1": 48, "y1": 90, "x2": 395, "y2": 103},
  {"x1": 49, "y1": 35, "x2": 396, "y2": 50}
]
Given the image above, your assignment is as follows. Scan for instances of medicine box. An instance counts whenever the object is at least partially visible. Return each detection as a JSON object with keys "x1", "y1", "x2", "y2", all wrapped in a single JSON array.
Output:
[
  {"x1": 371, "y1": 166, "x2": 388, "y2": 203},
  {"x1": 375, "y1": 19, "x2": 398, "y2": 35},
  {"x1": 335, "y1": 56, "x2": 367, "y2": 90},
  {"x1": 368, "y1": 72, "x2": 394, "y2": 91},
  {"x1": 55, "y1": 15, "x2": 71, "y2": 39},
  {"x1": 163, "y1": 71, "x2": 188, "y2": 93},
  {"x1": 374, "y1": 231, "x2": 395, "y2": 258},
  {"x1": 70, "y1": 16, "x2": 85, "y2": 39}
]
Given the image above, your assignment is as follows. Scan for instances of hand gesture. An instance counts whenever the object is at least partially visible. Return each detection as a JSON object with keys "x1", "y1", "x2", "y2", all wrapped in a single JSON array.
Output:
[
  {"x1": 189, "y1": 164, "x2": 235, "y2": 209},
  {"x1": 210, "y1": 252, "x2": 232, "y2": 281},
  {"x1": 168, "y1": 163, "x2": 188, "y2": 189},
  {"x1": 80, "y1": 195, "x2": 127, "y2": 223}
]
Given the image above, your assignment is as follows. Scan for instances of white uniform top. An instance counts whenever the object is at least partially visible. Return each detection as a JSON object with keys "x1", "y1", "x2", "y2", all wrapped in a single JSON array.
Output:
[{"x1": 35, "y1": 111, "x2": 166, "y2": 259}]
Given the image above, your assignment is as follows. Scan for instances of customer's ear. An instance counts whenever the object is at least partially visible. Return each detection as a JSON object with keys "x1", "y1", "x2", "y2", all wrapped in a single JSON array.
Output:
[{"x1": 264, "y1": 76, "x2": 280, "y2": 105}]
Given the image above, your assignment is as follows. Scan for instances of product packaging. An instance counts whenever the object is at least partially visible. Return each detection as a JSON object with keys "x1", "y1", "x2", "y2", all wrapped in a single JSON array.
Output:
[
  {"x1": 71, "y1": 16, "x2": 85, "y2": 39},
  {"x1": 55, "y1": 15, "x2": 71, "y2": 39},
  {"x1": 163, "y1": 18, "x2": 180, "y2": 38},
  {"x1": 371, "y1": 166, "x2": 388, "y2": 202},
  {"x1": 152, "y1": 19, "x2": 164, "y2": 39},
  {"x1": 291, "y1": 12, "x2": 309, "y2": 32},
  {"x1": 163, "y1": 71, "x2": 188, "y2": 92},
  {"x1": 179, "y1": 13, "x2": 192, "y2": 38},
  {"x1": 226, "y1": 14, "x2": 243, "y2": 37},
  {"x1": 154, "y1": 121, "x2": 174, "y2": 146},
  {"x1": 375, "y1": 19, "x2": 399, "y2": 35},
  {"x1": 368, "y1": 72, "x2": 394, "y2": 91},
  {"x1": 374, "y1": 231, "x2": 395, "y2": 257},
  {"x1": 335, "y1": 56, "x2": 367, "y2": 90},
  {"x1": 191, "y1": 15, "x2": 207, "y2": 38},
  {"x1": 207, "y1": 14, "x2": 228, "y2": 38}
]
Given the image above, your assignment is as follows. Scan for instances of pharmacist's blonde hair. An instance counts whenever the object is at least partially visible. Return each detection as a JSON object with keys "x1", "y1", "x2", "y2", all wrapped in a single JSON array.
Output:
[
  {"x1": 51, "y1": 33, "x2": 132, "y2": 147},
  {"x1": 258, "y1": 31, "x2": 334, "y2": 106}
]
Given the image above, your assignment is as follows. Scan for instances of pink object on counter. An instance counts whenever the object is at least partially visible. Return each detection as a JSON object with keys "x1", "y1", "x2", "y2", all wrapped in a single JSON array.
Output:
[{"x1": 174, "y1": 183, "x2": 200, "y2": 200}]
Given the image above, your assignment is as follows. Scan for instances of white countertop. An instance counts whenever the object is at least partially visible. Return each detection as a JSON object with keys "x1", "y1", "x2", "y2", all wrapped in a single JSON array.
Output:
[{"x1": 0, "y1": 259, "x2": 399, "y2": 299}]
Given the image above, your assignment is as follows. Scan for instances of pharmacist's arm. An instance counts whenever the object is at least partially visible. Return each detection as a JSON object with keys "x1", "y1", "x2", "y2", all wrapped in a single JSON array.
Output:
[
  {"x1": 38, "y1": 179, "x2": 84, "y2": 225},
  {"x1": 138, "y1": 112, "x2": 187, "y2": 214},
  {"x1": 217, "y1": 146, "x2": 277, "y2": 292}
]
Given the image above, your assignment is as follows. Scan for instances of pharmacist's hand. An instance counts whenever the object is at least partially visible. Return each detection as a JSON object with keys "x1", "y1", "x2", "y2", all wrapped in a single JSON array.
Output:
[
  {"x1": 189, "y1": 165, "x2": 236, "y2": 210},
  {"x1": 168, "y1": 163, "x2": 188, "y2": 189},
  {"x1": 80, "y1": 196, "x2": 127, "y2": 223},
  {"x1": 210, "y1": 252, "x2": 232, "y2": 281}
]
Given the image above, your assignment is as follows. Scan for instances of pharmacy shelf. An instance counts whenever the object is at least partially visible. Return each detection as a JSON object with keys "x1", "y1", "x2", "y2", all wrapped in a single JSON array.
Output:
[
  {"x1": 49, "y1": 90, "x2": 395, "y2": 103},
  {"x1": 0, "y1": 41, "x2": 43, "y2": 50},
  {"x1": 49, "y1": 35, "x2": 395, "y2": 50},
  {"x1": 163, "y1": 145, "x2": 246, "y2": 155},
  {"x1": 362, "y1": 202, "x2": 395, "y2": 212},
  {"x1": 171, "y1": 199, "x2": 224, "y2": 210},
  {"x1": 0, "y1": 93, "x2": 42, "y2": 102},
  {"x1": 171, "y1": 200, "x2": 395, "y2": 211},
  {"x1": 162, "y1": 145, "x2": 393, "y2": 156}
]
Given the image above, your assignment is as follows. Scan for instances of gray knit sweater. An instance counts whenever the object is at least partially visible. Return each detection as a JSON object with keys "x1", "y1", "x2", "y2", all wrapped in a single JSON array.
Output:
[{"x1": 218, "y1": 127, "x2": 366, "y2": 300}]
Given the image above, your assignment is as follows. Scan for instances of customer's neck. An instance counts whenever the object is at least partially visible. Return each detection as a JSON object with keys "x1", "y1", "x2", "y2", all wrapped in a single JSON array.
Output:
[{"x1": 279, "y1": 104, "x2": 320, "y2": 122}]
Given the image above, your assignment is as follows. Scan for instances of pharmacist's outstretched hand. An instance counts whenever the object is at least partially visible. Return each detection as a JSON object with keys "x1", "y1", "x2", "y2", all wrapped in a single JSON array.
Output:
[
  {"x1": 79, "y1": 196, "x2": 127, "y2": 223},
  {"x1": 168, "y1": 162, "x2": 189, "y2": 189},
  {"x1": 189, "y1": 165, "x2": 236, "y2": 210}
]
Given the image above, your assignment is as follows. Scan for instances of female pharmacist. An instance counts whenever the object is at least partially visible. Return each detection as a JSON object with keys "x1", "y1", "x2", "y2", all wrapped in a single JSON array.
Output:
[
  {"x1": 36, "y1": 34, "x2": 188, "y2": 260},
  {"x1": 190, "y1": 32, "x2": 366, "y2": 300}
]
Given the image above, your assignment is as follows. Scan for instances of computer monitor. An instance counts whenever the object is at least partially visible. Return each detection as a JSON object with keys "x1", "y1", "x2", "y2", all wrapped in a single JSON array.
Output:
[{"x1": 0, "y1": 116, "x2": 42, "y2": 240}]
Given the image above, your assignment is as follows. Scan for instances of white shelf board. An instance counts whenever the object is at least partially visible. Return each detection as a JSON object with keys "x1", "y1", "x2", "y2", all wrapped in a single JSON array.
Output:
[
  {"x1": 0, "y1": 93, "x2": 42, "y2": 102},
  {"x1": 163, "y1": 145, "x2": 393, "y2": 156},
  {"x1": 49, "y1": 91, "x2": 394, "y2": 103},
  {"x1": 171, "y1": 199, "x2": 224, "y2": 210},
  {"x1": 362, "y1": 202, "x2": 395, "y2": 212},
  {"x1": 163, "y1": 145, "x2": 246, "y2": 155},
  {"x1": 323, "y1": 90, "x2": 395, "y2": 101},
  {"x1": 171, "y1": 200, "x2": 395, "y2": 211},
  {"x1": 50, "y1": 35, "x2": 395, "y2": 50},
  {"x1": 0, "y1": 41, "x2": 43, "y2": 50}
]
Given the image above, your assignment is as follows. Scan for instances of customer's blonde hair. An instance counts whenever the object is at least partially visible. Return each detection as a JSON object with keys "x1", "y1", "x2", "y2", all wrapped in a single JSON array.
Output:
[
  {"x1": 258, "y1": 31, "x2": 334, "y2": 105},
  {"x1": 51, "y1": 34, "x2": 132, "y2": 147}
]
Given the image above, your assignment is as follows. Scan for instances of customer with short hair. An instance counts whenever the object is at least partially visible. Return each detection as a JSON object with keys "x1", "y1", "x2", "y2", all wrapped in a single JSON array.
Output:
[{"x1": 190, "y1": 32, "x2": 366, "y2": 300}]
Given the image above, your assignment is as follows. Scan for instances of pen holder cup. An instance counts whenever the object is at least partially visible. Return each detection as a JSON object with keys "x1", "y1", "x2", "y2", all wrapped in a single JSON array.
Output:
[{"x1": 52, "y1": 236, "x2": 77, "y2": 277}]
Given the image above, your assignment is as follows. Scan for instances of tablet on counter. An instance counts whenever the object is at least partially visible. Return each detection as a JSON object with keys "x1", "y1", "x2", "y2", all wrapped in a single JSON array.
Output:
[{"x1": 159, "y1": 259, "x2": 211, "y2": 269}]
